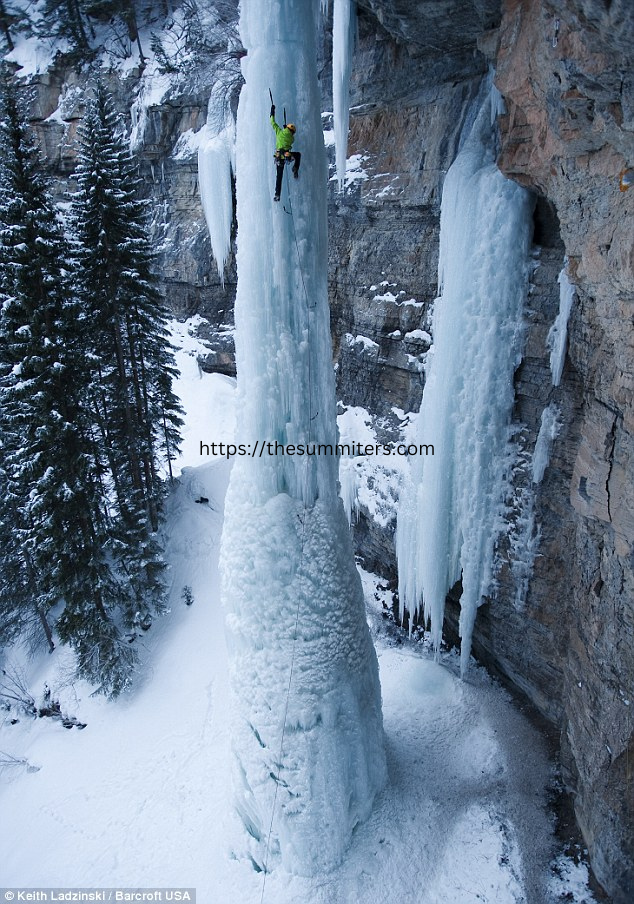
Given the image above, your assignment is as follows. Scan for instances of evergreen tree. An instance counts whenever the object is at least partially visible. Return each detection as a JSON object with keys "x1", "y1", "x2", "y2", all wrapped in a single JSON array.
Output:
[
  {"x1": 42, "y1": 0, "x2": 92, "y2": 56},
  {"x1": 0, "y1": 1, "x2": 17, "y2": 51},
  {"x1": 0, "y1": 80, "x2": 137, "y2": 695},
  {"x1": 69, "y1": 82, "x2": 183, "y2": 635}
]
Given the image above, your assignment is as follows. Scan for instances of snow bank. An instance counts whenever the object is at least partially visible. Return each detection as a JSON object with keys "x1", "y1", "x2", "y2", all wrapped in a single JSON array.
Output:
[
  {"x1": 404, "y1": 329, "x2": 432, "y2": 343},
  {"x1": 396, "y1": 81, "x2": 533, "y2": 675},
  {"x1": 329, "y1": 152, "x2": 369, "y2": 190},
  {"x1": 168, "y1": 317, "x2": 236, "y2": 473}
]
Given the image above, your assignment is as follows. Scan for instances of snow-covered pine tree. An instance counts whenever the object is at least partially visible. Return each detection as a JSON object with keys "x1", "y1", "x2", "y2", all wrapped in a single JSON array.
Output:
[
  {"x1": 0, "y1": 443, "x2": 58, "y2": 654},
  {"x1": 70, "y1": 81, "x2": 183, "y2": 634},
  {"x1": 42, "y1": 0, "x2": 92, "y2": 56},
  {"x1": 0, "y1": 78, "x2": 138, "y2": 693}
]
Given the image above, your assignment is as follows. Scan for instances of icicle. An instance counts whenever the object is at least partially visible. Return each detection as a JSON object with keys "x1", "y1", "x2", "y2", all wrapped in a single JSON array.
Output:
[
  {"x1": 532, "y1": 403, "x2": 560, "y2": 484},
  {"x1": 396, "y1": 80, "x2": 533, "y2": 676},
  {"x1": 547, "y1": 263, "x2": 575, "y2": 387},
  {"x1": 339, "y1": 456, "x2": 359, "y2": 523},
  {"x1": 490, "y1": 81, "x2": 506, "y2": 124},
  {"x1": 510, "y1": 402, "x2": 560, "y2": 610},
  {"x1": 332, "y1": 0, "x2": 355, "y2": 191},
  {"x1": 198, "y1": 85, "x2": 236, "y2": 284}
]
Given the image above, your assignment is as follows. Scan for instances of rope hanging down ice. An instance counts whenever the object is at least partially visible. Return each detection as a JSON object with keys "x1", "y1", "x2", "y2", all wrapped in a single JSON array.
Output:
[{"x1": 260, "y1": 172, "x2": 316, "y2": 901}]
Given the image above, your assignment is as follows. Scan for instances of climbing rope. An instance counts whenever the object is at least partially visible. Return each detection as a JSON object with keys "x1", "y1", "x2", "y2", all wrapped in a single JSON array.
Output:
[
  {"x1": 283, "y1": 167, "x2": 315, "y2": 310},
  {"x1": 259, "y1": 165, "x2": 317, "y2": 903}
]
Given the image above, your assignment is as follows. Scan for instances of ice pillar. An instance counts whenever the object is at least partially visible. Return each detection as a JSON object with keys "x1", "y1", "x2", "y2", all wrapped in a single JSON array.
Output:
[
  {"x1": 220, "y1": 0, "x2": 386, "y2": 876},
  {"x1": 333, "y1": 0, "x2": 355, "y2": 190}
]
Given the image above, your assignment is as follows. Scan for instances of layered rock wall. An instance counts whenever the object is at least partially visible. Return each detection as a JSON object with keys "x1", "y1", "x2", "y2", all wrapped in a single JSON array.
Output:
[
  {"x1": 22, "y1": 56, "x2": 236, "y2": 372},
  {"x1": 332, "y1": 2, "x2": 633, "y2": 900},
  {"x1": 494, "y1": 2, "x2": 634, "y2": 899}
]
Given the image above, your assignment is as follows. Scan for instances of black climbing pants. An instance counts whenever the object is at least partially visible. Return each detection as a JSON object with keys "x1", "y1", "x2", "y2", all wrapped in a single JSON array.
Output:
[{"x1": 274, "y1": 151, "x2": 301, "y2": 197}]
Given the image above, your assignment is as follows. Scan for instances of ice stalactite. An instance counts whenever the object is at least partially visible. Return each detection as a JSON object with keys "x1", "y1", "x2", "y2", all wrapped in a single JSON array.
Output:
[
  {"x1": 532, "y1": 403, "x2": 560, "y2": 485},
  {"x1": 198, "y1": 84, "x2": 235, "y2": 283},
  {"x1": 396, "y1": 83, "x2": 534, "y2": 676},
  {"x1": 339, "y1": 456, "x2": 359, "y2": 524},
  {"x1": 548, "y1": 263, "x2": 575, "y2": 387},
  {"x1": 509, "y1": 403, "x2": 560, "y2": 610},
  {"x1": 332, "y1": 0, "x2": 356, "y2": 190},
  {"x1": 219, "y1": 0, "x2": 386, "y2": 877}
]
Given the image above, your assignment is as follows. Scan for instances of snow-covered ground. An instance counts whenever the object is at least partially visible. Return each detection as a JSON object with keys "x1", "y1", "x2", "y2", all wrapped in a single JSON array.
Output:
[{"x1": 0, "y1": 335, "x2": 598, "y2": 903}]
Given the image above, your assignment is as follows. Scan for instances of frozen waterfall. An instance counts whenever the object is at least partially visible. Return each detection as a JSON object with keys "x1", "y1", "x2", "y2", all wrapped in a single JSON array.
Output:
[
  {"x1": 332, "y1": 0, "x2": 356, "y2": 190},
  {"x1": 396, "y1": 85, "x2": 534, "y2": 676},
  {"x1": 219, "y1": 0, "x2": 386, "y2": 876},
  {"x1": 198, "y1": 84, "x2": 235, "y2": 282}
]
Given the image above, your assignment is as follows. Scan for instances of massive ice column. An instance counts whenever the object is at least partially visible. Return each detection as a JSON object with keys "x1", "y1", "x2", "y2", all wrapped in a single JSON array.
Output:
[
  {"x1": 396, "y1": 83, "x2": 534, "y2": 676},
  {"x1": 220, "y1": 0, "x2": 386, "y2": 876}
]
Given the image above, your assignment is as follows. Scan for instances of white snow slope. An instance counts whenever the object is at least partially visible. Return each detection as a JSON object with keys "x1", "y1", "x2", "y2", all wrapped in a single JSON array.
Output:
[{"x1": 0, "y1": 345, "x2": 598, "y2": 904}]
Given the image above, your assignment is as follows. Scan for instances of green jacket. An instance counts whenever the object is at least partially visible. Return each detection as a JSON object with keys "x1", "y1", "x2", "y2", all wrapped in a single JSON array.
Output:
[{"x1": 271, "y1": 116, "x2": 295, "y2": 151}]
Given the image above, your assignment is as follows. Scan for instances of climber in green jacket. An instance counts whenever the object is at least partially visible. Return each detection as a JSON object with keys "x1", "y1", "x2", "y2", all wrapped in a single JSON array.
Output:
[{"x1": 270, "y1": 102, "x2": 301, "y2": 201}]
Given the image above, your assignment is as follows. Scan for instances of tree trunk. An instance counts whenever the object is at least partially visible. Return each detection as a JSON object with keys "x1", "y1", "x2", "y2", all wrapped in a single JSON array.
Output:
[{"x1": 36, "y1": 604, "x2": 55, "y2": 653}]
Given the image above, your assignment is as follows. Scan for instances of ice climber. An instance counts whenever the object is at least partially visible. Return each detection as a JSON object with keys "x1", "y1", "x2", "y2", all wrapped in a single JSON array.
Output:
[{"x1": 270, "y1": 102, "x2": 301, "y2": 201}]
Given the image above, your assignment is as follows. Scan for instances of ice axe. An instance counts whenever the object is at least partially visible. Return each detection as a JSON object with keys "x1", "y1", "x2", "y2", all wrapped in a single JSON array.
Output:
[{"x1": 269, "y1": 89, "x2": 286, "y2": 126}]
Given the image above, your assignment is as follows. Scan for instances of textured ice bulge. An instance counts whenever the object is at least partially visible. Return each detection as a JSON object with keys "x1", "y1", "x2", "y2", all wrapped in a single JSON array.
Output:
[
  {"x1": 332, "y1": 0, "x2": 355, "y2": 190},
  {"x1": 198, "y1": 85, "x2": 235, "y2": 283},
  {"x1": 548, "y1": 264, "x2": 575, "y2": 387},
  {"x1": 220, "y1": 0, "x2": 386, "y2": 876},
  {"x1": 396, "y1": 85, "x2": 533, "y2": 676}
]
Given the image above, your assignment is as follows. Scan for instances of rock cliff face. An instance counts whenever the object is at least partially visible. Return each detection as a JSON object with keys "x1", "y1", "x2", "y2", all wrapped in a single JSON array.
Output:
[
  {"x1": 494, "y1": 2, "x2": 634, "y2": 899},
  {"x1": 24, "y1": 56, "x2": 237, "y2": 374},
  {"x1": 330, "y1": 2, "x2": 633, "y2": 901},
  {"x1": 14, "y1": 1, "x2": 633, "y2": 900}
]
